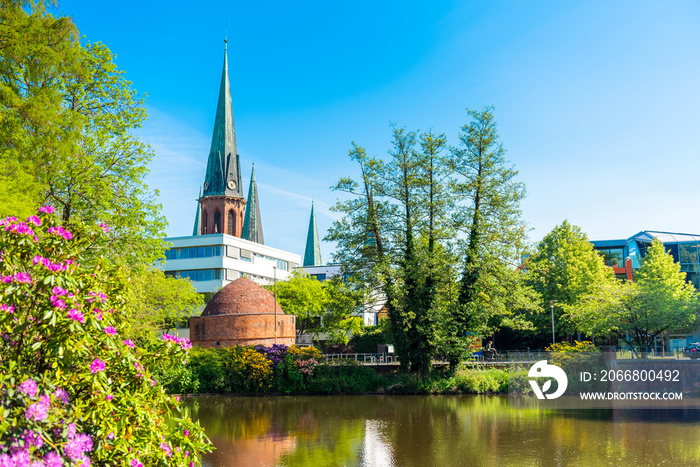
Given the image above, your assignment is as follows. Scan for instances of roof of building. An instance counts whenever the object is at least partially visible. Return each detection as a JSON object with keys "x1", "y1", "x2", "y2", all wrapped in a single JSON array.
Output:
[
  {"x1": 242, "y1": 164, "x2": 264, "y2": 244},
  {"x1": 631, "y1": 231, "x2": 700, "y2": 244},
  {"x1": 202, "y1": 40, "x2": 243, "y2": 199},
  {"x1": 201, "y1": 278, "x2": 285, "y2": 316},
  {"x1": 593, "y1": 230, "x2": 700, "y2": 247},
  {"x1": 303, "y1": 202, "x2": 322, "y2": 266}
]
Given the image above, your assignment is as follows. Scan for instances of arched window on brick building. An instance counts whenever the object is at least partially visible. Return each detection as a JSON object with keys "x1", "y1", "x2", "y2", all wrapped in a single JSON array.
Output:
[
  {"x1": 214, "y1": 210, "x2": 221, "y2": 234},
  {"x1": 202, "y1": 211, "x2": 208, "y2": 235},
  {"x1": 228, "y1": 210, "x2": 235, "y2": 236}
]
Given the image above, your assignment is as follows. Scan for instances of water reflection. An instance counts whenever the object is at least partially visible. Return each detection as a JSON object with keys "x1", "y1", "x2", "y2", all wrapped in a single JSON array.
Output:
[{"x1": 185, "y1": 395, "x2": 700, "y2": 466}]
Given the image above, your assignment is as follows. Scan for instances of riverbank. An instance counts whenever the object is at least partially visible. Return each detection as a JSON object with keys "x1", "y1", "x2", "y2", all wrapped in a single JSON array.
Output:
[{"x1": 156, "y1": 345, "x2": 510, "y2": 396}]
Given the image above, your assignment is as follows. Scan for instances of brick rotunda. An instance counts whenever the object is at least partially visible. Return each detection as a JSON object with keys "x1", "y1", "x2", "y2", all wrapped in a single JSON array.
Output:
[{"x1": 189, "y1": 278, "x2": 296, "y2": 347}]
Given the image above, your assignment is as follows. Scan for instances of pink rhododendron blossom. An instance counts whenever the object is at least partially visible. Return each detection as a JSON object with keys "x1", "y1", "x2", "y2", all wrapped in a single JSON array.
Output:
[
  {"x1": 13, "y1": 272, "x2": 32, "y2": 283},
  {"x1": 123, "y1": 339, "x2": 135, "y2": 348},
  {"x1": 19, "y1": 378, "x2": 38, "y2": 397},
  {"x1": 104, "y1": 326, "x2": 117, "y2": 335},
  {"x1": 98, "y1": 223, "x2": 109, "y2": 233},
  {"x1": 27, "y1": 215, "x2": 41, "y2": 226},
  {"x1": 50, "y1": 296, "x2": 66, "y2": 310},
  {"x1": 87, "y1": 291, "x2": 108, "y2": 303},
  {"x1": 130, "y1": 460, "x2": 143, "y2": 467},
  {"x1": 162, "y1": 333, "x2": 193, "y2": 352},
  {"x1": 90, "y1": 358, "x2": 106, "y2": 373},
  {"x1": 44, "y1": 451, "x2": 62, "y2": 467},
  {"x1": 106, "y1": 394, "x2": 114, "y2": 401},
  {"x1": 4, "y1": 221, "x2": 35, "y2": 237},
  {"x1": 54, "y1": 388, "x2": 70, "y2": 405},
  {"x1": 64, "y1": 432, "x2": 93, "y2": 461},
  {"x1": 0, "y1": 216, "x2": 17, "y2": 226},
  {"x1": 0, "y1": 304, "x2": 14, "y2": 314},
  {"x1": 39, "y1": 205, "x2": 55, "y2": 214},
  {"x1": 47, "y1": 225, "x2": 73, "y2": 240},
  {"x1": 67, "y1": 308, "x2": 85, "y2": 323},
  {"x1": 1, "y1": 275, "x2": 10, "y2": 284},
  {"x1": 51, "y1": 286, "x2": 68, "y2": 296},
  {"x1": 160, "y1": 442, "x2": 173, "y2": 457},
  {"x1": 93, "y1": 308, "x2": 103, "y2": 320},
  {"x1": 34, "y1": 255, "x2": 70, "y2": 272},
  {"x1": 25, "y1": 395, "x2": 50, "y2": 421}
]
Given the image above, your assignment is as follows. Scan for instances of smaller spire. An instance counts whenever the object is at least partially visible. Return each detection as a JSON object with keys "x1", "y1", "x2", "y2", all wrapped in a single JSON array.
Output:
[
  {"x1": 192, "y1": 186, "x2": 203, "y2": 236},
  {"x1": 242, "y1": 164, "x2": 264, "y2": 244},
  {"x1": 303, "y1": 202, "x2": 322, "y2": 266}
]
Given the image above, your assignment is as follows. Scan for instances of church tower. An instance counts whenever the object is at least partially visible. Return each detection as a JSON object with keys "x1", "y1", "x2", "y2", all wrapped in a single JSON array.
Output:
[
  {"x1": 242, "y1": 164, "x2": 264, "y2": 244},
  {"x1": 197, "y1": 40, "x2": 246, "y2": 236},
  {"x1": 303, "y1": 202, "x2": 322, "y2": 266}
]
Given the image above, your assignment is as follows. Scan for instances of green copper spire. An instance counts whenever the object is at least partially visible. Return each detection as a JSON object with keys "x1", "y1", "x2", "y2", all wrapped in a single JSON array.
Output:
[
  {"x1": 242, "y1": 164, "x2": 264, "y2": 244},
  {"x1": 202, "y1": 40, "x2": 243, "y2": 198},
  {"x1": 192, "y1": 186, "x2": 203, "y2": 236},
  {"x1": 303, "y1": 202, "x2": 322, "y2": 266}
]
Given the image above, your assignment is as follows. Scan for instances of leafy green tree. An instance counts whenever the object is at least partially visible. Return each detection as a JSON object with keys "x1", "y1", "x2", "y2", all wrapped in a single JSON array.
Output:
[
  {"x1": 271, "y1": 270, "x2": 327, "y2": 337},
  {"x1": 125, "y1": 266, "x2": 204, "y2": 346},
  {"x1": 321, "y1": 276, "x2": 364, "y2": 346},
  {"x1": 0, "y1": 1, "x2": 166, "y2": 266},
  {"x1": 568, "y1": 239, "x2": 698, "y2": 355},
  {"x1": 450, "y1": 107, "x2": 537, "y2": 364},
  {"x1": 270, "y1": 271, "x2": 365, "y2": 345},
  {"x1": 526, "y1": 220, "x2": 616, "y2": 340}
]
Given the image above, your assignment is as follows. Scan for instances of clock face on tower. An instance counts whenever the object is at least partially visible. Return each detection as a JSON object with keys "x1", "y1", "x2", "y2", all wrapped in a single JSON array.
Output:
[
  {"x1": 227, "y1": 181, "x2": 236, "y2": 190},
  {"x1": 203, "y1": 181, "x2": 209, "y2": 190}
]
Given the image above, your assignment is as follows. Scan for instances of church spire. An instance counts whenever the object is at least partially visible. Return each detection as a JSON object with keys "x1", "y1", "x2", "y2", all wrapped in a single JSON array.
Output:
[
  {"x1": 202, "y1": 40, "x2": 243, "y2": 198},
  {"x1": 303, "y1": 202, "x2": 322, "y2": 266},
  {"x1": 242, "y1": 164, "x2": 264, "y2": 244},
  {"x1": 192, "y1": 186, "x2": 202, "y2": 236}
]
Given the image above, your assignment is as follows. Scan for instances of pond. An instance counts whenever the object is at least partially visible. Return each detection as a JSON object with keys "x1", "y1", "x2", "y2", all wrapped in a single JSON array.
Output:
[{"x1": 183, "y1": 395, "x2": 700, "y2": 466}]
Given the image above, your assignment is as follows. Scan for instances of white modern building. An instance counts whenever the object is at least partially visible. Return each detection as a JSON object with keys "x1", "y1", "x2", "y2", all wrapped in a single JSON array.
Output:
[{"x1": 163, "y1": 233, "x2": 300, "y2": 301}]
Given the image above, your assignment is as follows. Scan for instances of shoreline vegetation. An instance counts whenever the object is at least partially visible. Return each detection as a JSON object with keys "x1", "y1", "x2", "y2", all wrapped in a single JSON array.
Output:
[{"x1": 158, "y1": 344, "x2": 510, "y2": 396}]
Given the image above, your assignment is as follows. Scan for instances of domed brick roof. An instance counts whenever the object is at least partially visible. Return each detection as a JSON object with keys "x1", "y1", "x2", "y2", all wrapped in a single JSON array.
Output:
[{"x1": 201, "y1": 278, "x2": 284, "y2": 316}]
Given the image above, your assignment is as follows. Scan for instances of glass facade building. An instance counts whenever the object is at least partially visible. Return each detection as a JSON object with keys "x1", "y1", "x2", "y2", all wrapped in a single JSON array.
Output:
[{"x1": 592, "y1": 231, "x2": 700, "y2": 289}]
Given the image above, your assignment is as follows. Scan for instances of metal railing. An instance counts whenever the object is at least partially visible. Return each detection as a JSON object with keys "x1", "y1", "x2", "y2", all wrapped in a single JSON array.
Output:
[
  {"x1": 616, "y1": 349, "x2": 689, "y2": 360},
  {"x1": 321, "y1": 353, "x2": 400, "y2": 364}
]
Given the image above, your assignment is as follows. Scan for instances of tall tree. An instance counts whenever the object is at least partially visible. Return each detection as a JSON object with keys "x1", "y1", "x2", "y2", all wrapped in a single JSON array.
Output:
[
  {"x1": 526, "y1": 220, "x2": 616, "y2": 340},
  {"x1": 449, "y1": 107, "x2": 537, "y2": 364},
  {"x1": 0, "y1": 2, "x2": 165, "y2": 265}
]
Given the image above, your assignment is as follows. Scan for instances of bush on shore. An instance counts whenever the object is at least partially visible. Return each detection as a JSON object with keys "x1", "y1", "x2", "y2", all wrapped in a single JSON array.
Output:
[
  {"x1": 0, "y1": 209, "x2": 211, "y2": 465},
  {"x1": 166, "y1": 345, "x2": 509, "y2": 396}
]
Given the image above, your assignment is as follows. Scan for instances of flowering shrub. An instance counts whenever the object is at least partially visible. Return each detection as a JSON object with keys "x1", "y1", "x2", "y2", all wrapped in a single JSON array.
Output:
[
  {"x1": 221, "y1": 346, "x2": 273, "y2": 393},
  {"x1": 254, "y1": 343, "x2": 288, "y2": 368},
  {"x1": 287, "y1": 345, "x2": 322, "y2": 362},
  {"x1": 0, "y1": 209, "x2": 212, "y2": 465},
  {"x1": 297, "y1": 359, "x2": 318, "y2": 376}
]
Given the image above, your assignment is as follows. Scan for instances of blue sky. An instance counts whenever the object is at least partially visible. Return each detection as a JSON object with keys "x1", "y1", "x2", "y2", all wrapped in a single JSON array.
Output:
[{"x1": 52, "y1": 1, "x2": 700, "y2": 259}]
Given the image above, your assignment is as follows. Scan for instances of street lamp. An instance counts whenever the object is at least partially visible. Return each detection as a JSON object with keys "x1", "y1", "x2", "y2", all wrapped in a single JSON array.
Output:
[
  {"x1": 549, "y1": 300, "x2": 557, "y2": 345},
  {"x1": 273, "y1": 266, "x2": 278, "y2": 345}
]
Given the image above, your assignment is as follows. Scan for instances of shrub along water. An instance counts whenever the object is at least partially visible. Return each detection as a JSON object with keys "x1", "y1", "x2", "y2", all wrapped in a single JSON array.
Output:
[
  {"x1": 165, "y1": 344, "x2": 509, "y2": 396},
  {"x1": 0, "y1": 209, "x2": 211, "y2": 465}
]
